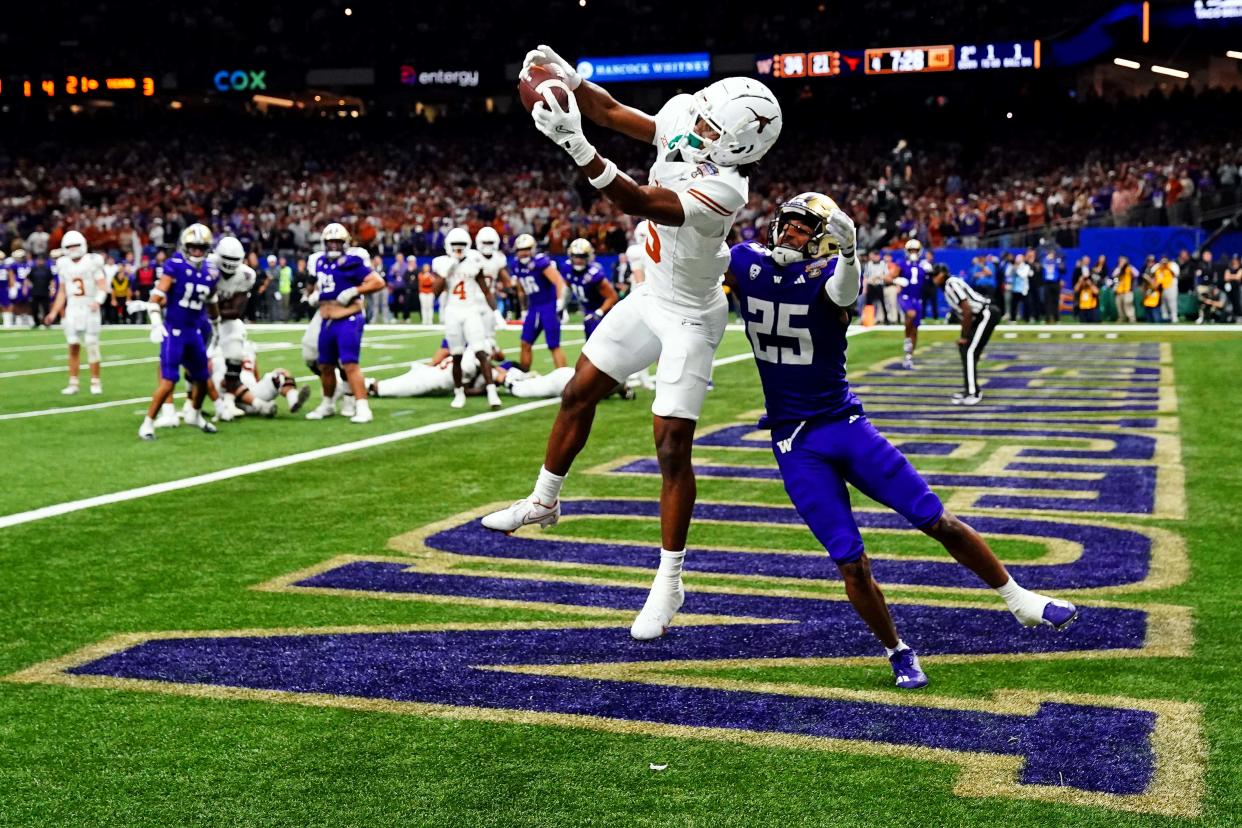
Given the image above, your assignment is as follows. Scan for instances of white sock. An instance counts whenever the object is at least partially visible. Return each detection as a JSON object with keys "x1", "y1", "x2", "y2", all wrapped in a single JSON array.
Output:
[
  {"x1": 286, "y1": 389, "x2": 298, "y2": 406},
  {"x1": 532, "y1": 465, "x2": 565, "y2": 505},
  {"x1": 486, "y1": 382, "x2": 497, "y2": 392},
  {"x1": 995, "y1": 576, "x2": 1032, "y2": 610},
  {"x1": 657, "y1": 548, "x2": 686, "y2": 582},
  {"x1": 884, "y1": 639, "x2": 909, "y2": 658},
  {"x1": 161, "y1": 403, "x2": 176, "y2": 417},
  {"x1": 903, "y1": 337, "x2": 914, "y2": 356},
  {"x1": 142, "y1": 415, "x2": 154, "y2": 428}
]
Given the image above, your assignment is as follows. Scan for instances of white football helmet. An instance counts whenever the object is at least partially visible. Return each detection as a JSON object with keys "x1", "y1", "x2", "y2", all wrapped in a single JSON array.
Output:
[
  {"x1": 445, "y1": 227, "x2": 472, "y2": 259},
  {"x1": 10, "y1": 249, "x2": 27, "y2": 263},
  {"x1": 905, "y1": 239, "x2": 923, "y2": 258},
  {"x1": 322, "y1": 223, "x2": 350, "y2": 259},
  {"x1": 680, "y1": 77, "x2": 782, "y2": 167},
  {"x1": 568, "y1": 238, "x2": 593, "y2": 268},
  {"x1": 62, "y1": 230, "x2": 87, "y2": 260},
  {"x1": 475, "y1": 226, "x2": 501, "y2": 256},
  {"x1": 215, "y1": 236, "x2": 245, "y2": 275},
  {"x1": 513, "y1": 233, "x2": 537, "y2": 262},
  {"x1": 179, "y1": 224, "x2": 214, "y2": 265}
]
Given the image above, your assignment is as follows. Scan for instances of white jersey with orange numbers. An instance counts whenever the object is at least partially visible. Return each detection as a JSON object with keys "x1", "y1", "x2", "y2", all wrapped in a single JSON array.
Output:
[
  {"x1": 643, "y1": 93, "x2": 749, "y2": 307},
  {"x1": 55, "y1": 253, "x2": 107, "y2": 310},
  {"x1": 433, "y1": 254, "x2": 484, "y2": 313}
]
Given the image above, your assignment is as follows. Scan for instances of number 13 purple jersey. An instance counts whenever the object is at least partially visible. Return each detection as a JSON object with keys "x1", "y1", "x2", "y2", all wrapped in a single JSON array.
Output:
[{"x1": 729, "y1": 242, "x2": 862, "y2": 426}]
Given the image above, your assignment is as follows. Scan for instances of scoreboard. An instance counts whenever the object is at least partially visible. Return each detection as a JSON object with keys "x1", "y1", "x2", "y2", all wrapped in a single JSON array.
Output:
[
  {"x1": 758, "y1": 40, "x2": 1039, "y2": 80},
  {"x1": 1, "y1": 74, "x2": 155, "y2": 98}
]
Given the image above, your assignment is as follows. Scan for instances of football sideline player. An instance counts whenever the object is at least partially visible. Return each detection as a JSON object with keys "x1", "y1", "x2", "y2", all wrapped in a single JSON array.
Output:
[
  {"x1": 724, "y1": 193, "x2": 1077, "y2": 689},
  {"x1": 482, "y1": 44, "x2": 783, "y2": 640}
]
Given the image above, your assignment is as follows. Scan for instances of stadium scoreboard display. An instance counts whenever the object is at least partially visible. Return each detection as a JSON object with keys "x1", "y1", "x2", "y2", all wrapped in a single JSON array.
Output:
[
  {"x1": 1, "y1": 74, "x2": 155, "y2": 98},
  {"x1": 758, "y1": 40, "x2": 1039, "y2": 79}
]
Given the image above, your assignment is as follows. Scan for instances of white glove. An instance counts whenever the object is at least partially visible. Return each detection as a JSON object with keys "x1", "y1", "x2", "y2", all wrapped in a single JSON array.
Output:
[
  {"x1": 493, "y1": 308, "x2": 507, "y2": 328},
  {"x1": 522, "y1": 44, "x2": 581, "y2": 90},
  {"x1": 336, "y1": 287, "x2": 359, "y2": 305},
  {"x1": 532, "y1": 90, "x2": 596, "y2": 166},
  {"x1": 894, "y1": 277, "x2": 910, "y2": 288},
  {"x1": 7, "y1": 286, "x2": 15, "y2": 300},
  {"x1": 126, "y1": 299, "x2": 152, "y2": 316},
  {"x1": 826, "y1": 209, "x2": 857, "y2": 260},
  {"x1": 149, "y1": 324, "x2": 166, "y2": 345},
  {"x1": 560, "y1": 308, "x2": 570, "y2": 324}
]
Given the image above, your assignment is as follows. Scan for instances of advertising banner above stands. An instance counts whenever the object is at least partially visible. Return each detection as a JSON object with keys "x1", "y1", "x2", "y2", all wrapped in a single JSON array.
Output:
[{"x1": 574, "y1": 53, "x2": 711, "y2": 83}]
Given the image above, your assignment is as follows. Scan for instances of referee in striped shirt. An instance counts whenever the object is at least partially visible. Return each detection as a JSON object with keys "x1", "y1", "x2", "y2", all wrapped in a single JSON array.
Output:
[{"x1": 933, "y1": 266, "x2": 998, "y2": 405}]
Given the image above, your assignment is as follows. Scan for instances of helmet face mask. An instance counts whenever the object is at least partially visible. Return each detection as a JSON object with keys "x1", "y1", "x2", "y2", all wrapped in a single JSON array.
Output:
[
  {"x1": 475, "y1": 227, "x2": 500, "y2": 256},
  {"x1": 321, "y1": 223, "x2": 350, "y2": 259},
  {"x1": 768, "y1": 193, "x2": 839, "y2": 267},
  {"x1": 444, "y1": 227, "x2": 472, "y2": 260},
  {"x1": 180, "y1": 223, "x2": 214, "y2": 265},
  {"x1": 216, "y1": 237, "x2": 245, "y2": 275},
  {"x1": 687, "y1": 78, "x2": 783, "y2": 168},
  {"x1": 62, "y1": 230, "x2": 87, "y2": 260},
  {"x1": 568, "y1": 238, "x2": 593, "y2": 270}
]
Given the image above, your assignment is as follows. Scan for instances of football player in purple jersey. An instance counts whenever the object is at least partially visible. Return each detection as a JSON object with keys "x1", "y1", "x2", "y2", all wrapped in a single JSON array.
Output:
[
  {"x1": 510, "y1": 233, "x2": 568, "y2": 371},
  {"x1": 724, "y1": 193, "x2": 1077, "y2": 690},
  {"x1": 896, "y1": 238, "x2": 932, "y2": 369},
  {"x1": 137, "y1": 224, "x2": 220, "y2": 440}
]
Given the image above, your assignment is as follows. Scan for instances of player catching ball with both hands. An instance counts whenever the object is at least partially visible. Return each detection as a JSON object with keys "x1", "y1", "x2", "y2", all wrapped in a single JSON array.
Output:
[{"x1": 482, "y1": 45, "x2": 782, "y2": 640}]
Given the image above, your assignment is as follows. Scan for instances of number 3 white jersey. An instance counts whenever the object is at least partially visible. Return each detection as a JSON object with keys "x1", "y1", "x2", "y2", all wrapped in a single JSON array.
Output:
[
  {"x1": 55, "y1": 253, "x2": 106, "y2": 310},
  {"x1": 644, "y1": 93, "x2": 749, "y2": 307},
  {"x1": 470, "y1": 250, "x2": 505, "y2": 307}
]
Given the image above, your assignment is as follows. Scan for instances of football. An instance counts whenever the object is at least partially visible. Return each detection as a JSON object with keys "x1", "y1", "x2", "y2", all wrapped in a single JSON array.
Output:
[{"x1": 518, "y1": 63, "x2": 572, "y2": 113}]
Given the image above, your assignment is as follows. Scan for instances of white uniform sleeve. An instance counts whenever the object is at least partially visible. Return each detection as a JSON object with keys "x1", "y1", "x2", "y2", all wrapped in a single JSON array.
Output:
[
  {"x1": 825, "y1": 255, "x2": 862, "y2": 307},
  {"x1": 238, "y1": 263, "x2": 257, "y2": 293},
  {"x1": 431, "y1": 255, "x2": 453, "y2": 279},
  {"x1": 678, "y1": 176, "x2": 745, "y2": 236}
]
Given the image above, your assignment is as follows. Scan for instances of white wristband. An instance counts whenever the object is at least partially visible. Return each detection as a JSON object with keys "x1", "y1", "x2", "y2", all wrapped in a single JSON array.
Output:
[
  {"x1": 562, "y1": 134, "x2": 597, "y2": 166},
  {"x1": 588, "y1": 159, "x2": 619, "y2": 190}
]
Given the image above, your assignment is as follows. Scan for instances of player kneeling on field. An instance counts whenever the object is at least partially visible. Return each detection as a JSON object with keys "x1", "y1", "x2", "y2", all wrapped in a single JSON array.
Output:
[
  {"x1": 724, "y1": 193, "x2": 1077, "y2": 690},
  {"x1": 209, "y1": 340, "x2": 310, "y2": 416}
]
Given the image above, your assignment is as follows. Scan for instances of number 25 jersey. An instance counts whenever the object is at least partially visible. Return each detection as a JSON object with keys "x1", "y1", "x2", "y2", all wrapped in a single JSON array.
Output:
[{"x1": 729, "y1": 242, "x2": 861, "y2": 426}]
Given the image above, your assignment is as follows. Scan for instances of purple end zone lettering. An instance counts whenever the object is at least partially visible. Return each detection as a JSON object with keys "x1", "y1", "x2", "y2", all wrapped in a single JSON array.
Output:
[
  {"x1": 413, "y1": 500, "x2": 1151, "y2": 589},
  {"x1": 66, "y1": 572, "x2": 1157, "y2": 796}
]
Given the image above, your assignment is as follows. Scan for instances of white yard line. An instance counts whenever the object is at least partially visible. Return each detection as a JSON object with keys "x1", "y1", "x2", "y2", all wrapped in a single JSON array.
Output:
[
  {"x1": 0, "y1": 347, "x2": 751, "y2": 530},
  {"x1": 0, "y1": 330, "x2": 444, "y2": 379}
]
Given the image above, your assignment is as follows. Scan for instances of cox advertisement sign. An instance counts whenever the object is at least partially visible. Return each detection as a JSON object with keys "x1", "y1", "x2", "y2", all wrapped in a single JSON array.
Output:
[
  {"x1": 213, "y1": 69, "x2": 267, "y2": 92},
  {"x1": 574, "y1": 52, "x2": 710, "y2": 83}
]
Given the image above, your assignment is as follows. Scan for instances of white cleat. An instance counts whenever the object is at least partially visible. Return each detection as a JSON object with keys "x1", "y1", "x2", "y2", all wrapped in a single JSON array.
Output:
[
  {"x1": 952, "y1": 393, "x2": 983, "y2": 406},
  {"x1": 1011, "y1": 595, "x2": 1079, "y2": 631},
  {"x1": 60, "y1": 384, "x2": 80, "y2": 396},
  {"x1": 349, "y1": 405, "x2": 373, "y2": 424},
  {"x1": 480, "y1": 497, "x2": 560, "y2": 534},
  {"x1": 153, "y1": 412, "x2": 180, "y2": 429},
  {"x1": 305, "y1": 399, "x2": 336, "y2": 420},
  {"x1": 486, "y1": 385, "x2": 503, "y2": 410},
  {"x1": 215, "y1": 397, "x2": 240, "y2": 422},
  {"x1": 630, "y1": 575, "x2": 685, "y2": 640},
  {"x1": 182, "y1": 408, "x2": 217, "y2": 433},
  {"x1": 289, "y1": 385, "x2": 312, "y2": 413},
  {"x1": 450, "y1": 389, "x2": 467, "y2": 409},
  {"x1": 89, "y1": 381, "x2": 103, "y2": 395},
  {"x1": 138, "y1": 421, "x2": 156, "y2": 441},
  {"x1": 340, "y1": 394, "x2": 357, "y2": 418}
]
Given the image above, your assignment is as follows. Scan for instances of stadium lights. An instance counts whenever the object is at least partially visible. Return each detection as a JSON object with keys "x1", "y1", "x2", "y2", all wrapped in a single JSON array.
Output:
[
  {"x1": 253, "y1": 94, "x2": 294, "y2": 108},
  {"x1": 1114, "y1": 57, "x2": 1141, "y2": 69},
  {"x1": 1228, "y1": 51, "x2": 1242, "y2": 59},
  {"x1": 1151, "y1": 64, "x2": 1190, "y2": 78},
  {"x1": 344, "y1": 7, "x2": 352, "y2": 15}
]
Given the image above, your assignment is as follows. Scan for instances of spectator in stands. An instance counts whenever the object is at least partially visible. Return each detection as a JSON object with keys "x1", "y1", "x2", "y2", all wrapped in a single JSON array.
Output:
[
  {"x1": 1111, "y1": 255, "x2": 1138, "y2": 323},
  {"x1": 1075, "y1": 267, "x2": 1100, "y2": 322}
]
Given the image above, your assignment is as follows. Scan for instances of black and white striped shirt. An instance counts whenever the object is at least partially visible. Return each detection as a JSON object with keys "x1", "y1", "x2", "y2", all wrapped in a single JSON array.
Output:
[{"x1": 944, "y1": 276, "x2": 990, "y2": 315}]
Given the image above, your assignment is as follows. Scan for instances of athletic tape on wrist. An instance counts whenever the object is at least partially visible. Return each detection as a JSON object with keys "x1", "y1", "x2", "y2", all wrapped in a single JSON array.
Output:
[{"x1": 588, "y1": 159, "x2": 619, "y2": 190}]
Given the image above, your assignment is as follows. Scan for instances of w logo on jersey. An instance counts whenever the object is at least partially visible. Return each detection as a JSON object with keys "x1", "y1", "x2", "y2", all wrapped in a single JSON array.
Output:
[{"x1": 776, "y1": 437, "x2": 795, "y2": 454}]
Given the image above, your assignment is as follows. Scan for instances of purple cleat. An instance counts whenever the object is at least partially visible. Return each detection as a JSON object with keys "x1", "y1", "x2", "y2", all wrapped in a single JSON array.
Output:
[
  {"x1": 1042, "y1": 599, "x2": 1079, "y2": 631},
  {"x1": 888, "y1": 648, "x2": 929, "y2": 690}
]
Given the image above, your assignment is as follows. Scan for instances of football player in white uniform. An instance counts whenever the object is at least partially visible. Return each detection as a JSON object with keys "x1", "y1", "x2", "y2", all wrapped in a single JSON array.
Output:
[
  {"x1": 209, "y1": 236, "x2": 257, "y2": 421},
  {"x1": 44, "y1": 231, "x2": 107, "y2": 395},
  {"x1": 473, "y1": 226, "x2": 512, "y2": 353},
  {"x1": 432, "y1": 227, "x2": 503, "y2": 410},
  {"x1": 483, "y1": 48, "x2": 782, "y2": 640},
  {"x1": 368, "y1": 351, "x2": 482, "y2": 398},
  {"x1": 209, "y1": 340, "x2": 309, "y2": 416}
]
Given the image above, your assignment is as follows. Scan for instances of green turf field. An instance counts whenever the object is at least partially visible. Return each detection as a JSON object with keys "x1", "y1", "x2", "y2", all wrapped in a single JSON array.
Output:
[{"x1": 0, "y1": 321, "x2": 1239, "y2": 826}]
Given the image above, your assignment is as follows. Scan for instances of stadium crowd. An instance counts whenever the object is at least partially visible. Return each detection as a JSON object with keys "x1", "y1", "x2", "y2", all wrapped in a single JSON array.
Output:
[{"x1": 2, "y1": 88, "x2": 1240, "y2": 326}]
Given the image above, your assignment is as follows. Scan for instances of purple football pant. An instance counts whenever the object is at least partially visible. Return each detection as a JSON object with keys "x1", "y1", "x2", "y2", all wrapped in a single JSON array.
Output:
[
  {"x1": 318, "y1": 313, "x2": 365, "y2": 365},
  {"x1": 521, "y1": 304, "x2": 561, "y2": 349},
  {"x1": 771, "y1": 414, "x2": 944, "y2": 563}
]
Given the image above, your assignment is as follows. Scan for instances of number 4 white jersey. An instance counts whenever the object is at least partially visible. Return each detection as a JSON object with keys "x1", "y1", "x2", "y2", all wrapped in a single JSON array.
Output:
[
  {"x1": 644, "y1": 93, "x2": 749, "y2": 307},
  {"x1": 209, "y1": 256, "x2": 258, "y2": 300},
  {"x1": 433, "y1": 254, "x2": 484, "y2": 311},
  {"x1": 55, "y1": 253, "x2": 106, "y2": 309}
]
